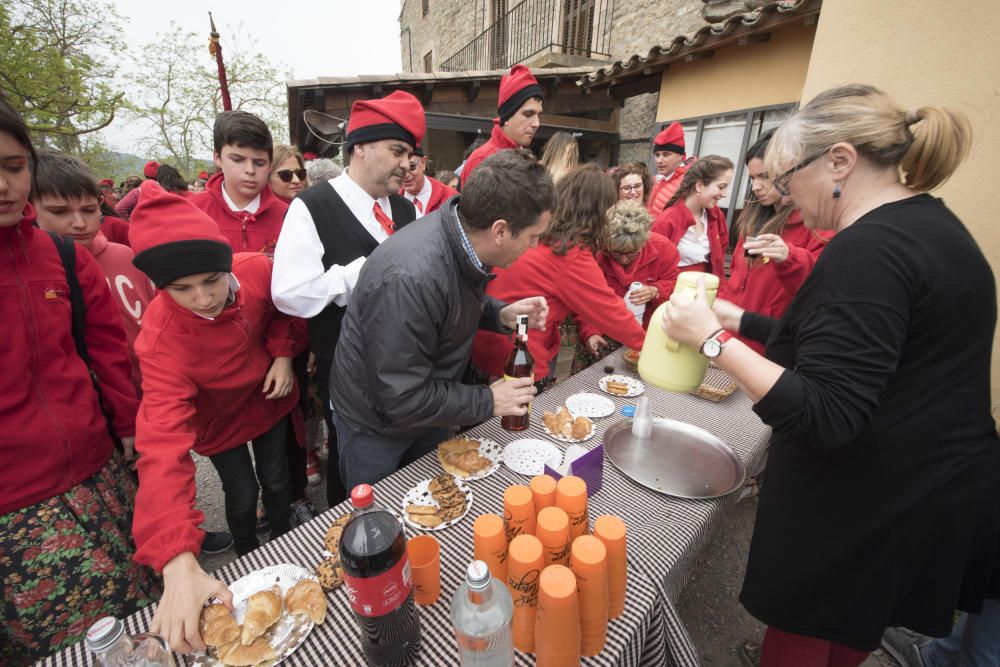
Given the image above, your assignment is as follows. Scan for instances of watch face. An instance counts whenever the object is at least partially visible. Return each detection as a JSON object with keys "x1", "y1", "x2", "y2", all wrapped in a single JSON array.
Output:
[{"x1": 703, "y1": 339, "x2": 721, "y2": 357}]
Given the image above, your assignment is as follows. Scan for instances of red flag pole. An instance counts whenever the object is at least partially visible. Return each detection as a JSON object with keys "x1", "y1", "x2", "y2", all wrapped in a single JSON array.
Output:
[{"x1": 208, "y1": 12, "x2": 233, "y2": 111}]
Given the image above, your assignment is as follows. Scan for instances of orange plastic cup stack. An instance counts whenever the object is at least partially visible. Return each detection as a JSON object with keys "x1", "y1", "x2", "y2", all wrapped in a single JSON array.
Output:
[
  {"x1": 535, "y1": 506, "x2": 570, "y2": 567},
  {"x1": 530, "y1": 474, "x2": 557, "y2": 510},
  {"x1": 593, "y1": 514, "x2": 628, "y2": 619},
  {"x1": 503, "y1": 485, "x2": 536, "y2": 542},
  {"x1": 473, "y1": 513, "x2": 508, "y2": 583},
  {"x1": 555, "y1": 476, "x2": 589, "y2": 541},
  {"x1": 535, "y1": 564, "x2": 582, "y2": 666},
  {"x1": 571, "y1": 535, "x2": 610, "y2": 656},
  {"x1": 506, "y1": 534, "x2": 544, "y2": 653}
]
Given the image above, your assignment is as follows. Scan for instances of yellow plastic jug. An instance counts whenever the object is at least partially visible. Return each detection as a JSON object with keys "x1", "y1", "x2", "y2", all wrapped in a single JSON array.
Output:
[{"x1": 638, "y1": 271, "x2": 720, "y2": 393}]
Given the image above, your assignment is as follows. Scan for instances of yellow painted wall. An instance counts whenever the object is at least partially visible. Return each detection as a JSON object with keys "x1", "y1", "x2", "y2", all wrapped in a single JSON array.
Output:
[
  {"x1": 802, "y1": 1, "x2": 1000, "y2": 413},
  {"x1": 656, "y1": 23, "x2": 815, "y2": 121}
]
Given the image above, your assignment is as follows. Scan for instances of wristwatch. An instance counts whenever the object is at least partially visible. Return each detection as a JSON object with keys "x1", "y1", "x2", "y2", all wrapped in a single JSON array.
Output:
[{"x1": 700, "y1": 329, "x2": 733, "y2": 359}]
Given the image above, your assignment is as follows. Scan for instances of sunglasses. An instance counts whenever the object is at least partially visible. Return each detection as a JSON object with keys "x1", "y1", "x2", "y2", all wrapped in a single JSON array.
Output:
[{"x1": 274, "y1": 168, "x2": 307, "y2": 183}]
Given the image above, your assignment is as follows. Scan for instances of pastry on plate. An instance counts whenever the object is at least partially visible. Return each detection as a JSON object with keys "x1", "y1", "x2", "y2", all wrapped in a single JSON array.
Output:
[
  {"x1": 572, "y1": 416, "x2": 593, "y2": 440},
  {"x1": 323, "y1": 514, "x2": 351, "y2": 553},
  {"x1": 315, "y1": 556, "x2": 344, "y2": 592},
  {"x1": 408, "y1": 513, "x2": 444, "y2": 528},
  {"x1": 437, "y1": 438, "x2": 493, "y2": 477},
  {"x1": 199, "y1": 603, "x2": 240, "y2": 648},
  {"x1": 285, "y1": 578, "x2": 327, "y2": 625},
  {"x1": 606, "y1": 380, "x2": 630, "y2": 395},
  {"x1": 428, "y1": 472, "x2": 457, "y2": 494},
  {"x1": 405, "y1": 504, "x2": 438, "y2": 515},
  {"x1": 240, "y1": 586, "x2": 282, "y2": 645},
  {"x1": 216, "y1": 636, "x2": 276, "y2": 666}
]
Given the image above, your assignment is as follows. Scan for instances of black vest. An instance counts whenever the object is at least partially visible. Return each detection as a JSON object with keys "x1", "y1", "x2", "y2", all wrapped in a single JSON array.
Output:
[{"x1": 297, "y1": 184, "x2": 416, "y2": 359}]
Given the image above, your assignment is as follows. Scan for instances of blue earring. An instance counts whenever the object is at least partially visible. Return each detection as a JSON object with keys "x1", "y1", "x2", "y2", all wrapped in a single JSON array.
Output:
[{"x1": 833, "y1": 183, "x2": 842, "y2": 199}]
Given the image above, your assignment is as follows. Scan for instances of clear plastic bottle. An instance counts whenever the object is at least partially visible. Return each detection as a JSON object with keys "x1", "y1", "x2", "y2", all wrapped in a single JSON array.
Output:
[
  {"x1": 625, "y1": 281, "x2": 645, "y2": 325},
  {"x1": 85, "y1": 617, "x2": 175, "y2": 666},
  {"x1": 450, "y1": 560, "x2": 514, "y2": 667}
]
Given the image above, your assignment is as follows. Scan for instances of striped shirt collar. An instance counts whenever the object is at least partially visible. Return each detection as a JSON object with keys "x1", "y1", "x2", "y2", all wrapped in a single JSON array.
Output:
[{"x1": 454, "y1": 215, "x2": 485, "y2": 272}]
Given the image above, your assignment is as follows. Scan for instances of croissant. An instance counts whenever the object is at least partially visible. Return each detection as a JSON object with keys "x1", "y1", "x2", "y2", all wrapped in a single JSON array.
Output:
[
  {"x1": 217, "y1": 636, "x2": 276, "y2": 666},
  {"x1": 199, "y1": 603, "x2": 240, "y2": 648},
  {"x1": 240, "y1": 586, "x2": 282, "y2": 646},
  {"x1": 285, "y1": 578, "x2": 327, "y2": 625}
]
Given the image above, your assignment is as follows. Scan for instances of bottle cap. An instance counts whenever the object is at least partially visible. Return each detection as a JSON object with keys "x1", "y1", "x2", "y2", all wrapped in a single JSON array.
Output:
[
  {"x1": 85, "y1": 617, "x2": 124, "y2": 652},
  {"x1": 620, "y1": 405, "x2": 636, "y2": 417},
  {"x1": 467, "y1": 560, "x2": 491, "y2": 589},
  {"x1": 350, "y1": 484, "x2": 374, "y2": 508}
]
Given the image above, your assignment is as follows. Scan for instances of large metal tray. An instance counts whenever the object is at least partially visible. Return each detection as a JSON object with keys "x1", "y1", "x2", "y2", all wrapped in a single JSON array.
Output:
[{"x1": 603, "y1": 418, "x2": 746, "y2": 498}]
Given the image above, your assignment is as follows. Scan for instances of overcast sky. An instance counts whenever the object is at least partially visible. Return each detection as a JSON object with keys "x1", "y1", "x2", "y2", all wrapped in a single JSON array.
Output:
[{"x1": 102, "y1": 0, "x2": 402, "y2": 153}]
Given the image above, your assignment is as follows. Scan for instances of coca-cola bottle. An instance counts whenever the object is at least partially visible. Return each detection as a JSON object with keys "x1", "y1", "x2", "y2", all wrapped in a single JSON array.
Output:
[
  {"x1": 339, "y1": 484, "x2": 422, "y2": 666},
  {"x1": 501, "y1": 314, "x2": 534, "y2": 432}
]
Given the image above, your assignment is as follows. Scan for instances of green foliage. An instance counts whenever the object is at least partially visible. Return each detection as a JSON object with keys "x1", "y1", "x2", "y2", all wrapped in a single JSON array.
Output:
[
  {"x1": 0, "y1": 0, "x2": 126, "y2": 152},
  {"x1": 125, "y1": 22, "x2": 290, "y2": 177}
]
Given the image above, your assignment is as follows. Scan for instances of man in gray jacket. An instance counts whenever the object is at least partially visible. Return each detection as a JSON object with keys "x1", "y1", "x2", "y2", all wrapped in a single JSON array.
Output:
[{"x1": 332, "y1": 150, "x2": 554, "y2": 489}]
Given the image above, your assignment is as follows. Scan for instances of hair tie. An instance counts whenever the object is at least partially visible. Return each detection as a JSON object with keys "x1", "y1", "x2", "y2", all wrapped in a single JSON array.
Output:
[{"x1": 905, "y1": 108, "x2": 922, "y2": 125}]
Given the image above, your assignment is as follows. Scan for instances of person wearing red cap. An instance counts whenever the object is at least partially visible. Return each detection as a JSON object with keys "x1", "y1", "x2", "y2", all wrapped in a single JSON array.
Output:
[
  {"x1": 127, "y1": 181, "x2": 304, "y2": 652},
  {"x1": 272, "y1": 89, "x2": 424, "y2": 506},
  {"x1": 0, "y1": 98, "x2": 156, "y2": 664},
  {"x1": 114, "y1": 160, "x2": 161, "y2": 220},
  {"x1": 99, "y1": 177, "x2": 119, "y2": 208},
  {"x1": 190, "y1": 111, "x2": 289, "y2": 258},
  {"x1": 402, "y1": 145, "x2": 458, "y2": 218},
  {"x1": 646, "y1": 121, "x2": 694, "y2": 217},
  {"x1": 460, "y1": 64, "x2": 543, "y2": 186}
]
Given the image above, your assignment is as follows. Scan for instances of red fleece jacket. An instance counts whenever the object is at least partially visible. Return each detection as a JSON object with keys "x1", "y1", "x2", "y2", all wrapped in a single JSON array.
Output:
[
  {"x1": 1, "y1": 208, "x2": 137, "y2": 514},
  {"x1": 189, "y1": 173, "x2": 289, "y2": 258},
  {"x1": 471, "y1": 244, "x2": 647, "y2": 379},
  {"x1": 132, "y1": 253, "x2": 305, "y2": 570},
  {"x1": 460, "y1": 121, "x2": 520, "y2": 187},
  {"x1": 651, "y1": 199, "x2": 730, "y2": 284}
]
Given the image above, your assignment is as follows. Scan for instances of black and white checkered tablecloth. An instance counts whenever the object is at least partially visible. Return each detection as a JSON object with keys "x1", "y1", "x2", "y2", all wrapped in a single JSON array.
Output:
[{"x1": 42, "y1": 350, "x2": 770, "y2": 667}]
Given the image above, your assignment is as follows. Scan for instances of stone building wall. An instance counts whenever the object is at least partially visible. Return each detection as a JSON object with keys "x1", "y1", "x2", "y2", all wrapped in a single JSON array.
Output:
[{"x1": 399, "y1": 0, "x2": 483, "y2": 73}]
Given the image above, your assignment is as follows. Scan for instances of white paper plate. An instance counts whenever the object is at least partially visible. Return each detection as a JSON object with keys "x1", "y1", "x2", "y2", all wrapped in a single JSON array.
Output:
[
  {"x1": 503, "y1": 439, "x2": 562, "y2": 476},
  {"x1": 599, "y1": 374, "x2": 645, "y2": 398},
  {"x1": 565, "y1": 392, "x2": 616, "y2": 418},
  {"x1": 400, "y1": 476, "x2": 473, "y2": 531},
  {"x1": 190, "y1": 563, "x2": 316, "y2": 666},
  {"x1": 436, "y1": 437, "x2": 502, "y2": 481}
]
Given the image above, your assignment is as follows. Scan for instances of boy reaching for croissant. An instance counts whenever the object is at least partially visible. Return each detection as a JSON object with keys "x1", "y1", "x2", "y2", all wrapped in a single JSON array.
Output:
[{"x1": 126, "y1": 182, "x2": 306, "y2": 652}]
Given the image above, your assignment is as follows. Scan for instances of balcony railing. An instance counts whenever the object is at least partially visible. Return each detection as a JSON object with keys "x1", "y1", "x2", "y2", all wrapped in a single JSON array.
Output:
[{"x1": 440, "y1": 0, "x2": 614, "y2": 72}]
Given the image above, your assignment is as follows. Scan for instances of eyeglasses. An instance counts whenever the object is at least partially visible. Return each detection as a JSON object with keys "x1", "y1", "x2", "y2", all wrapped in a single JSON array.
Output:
[
  {"x1": 274, "y1": 168, "x2": 307, "y2": 183},
  {"x1": 619, "y1": 184, "x2": 643, "y2": 194},
  {"x1": 772, "y1": 150, "x2": 827, "y2": 196}
]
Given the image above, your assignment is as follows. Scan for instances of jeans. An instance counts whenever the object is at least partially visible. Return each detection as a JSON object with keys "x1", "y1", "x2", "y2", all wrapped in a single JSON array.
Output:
[
  {"x1": 209, "y1": 416, "x2": 292, "y2": 555},
  {"x1": 921, "y1": 598, "x2": 1000, "y2": 667},
  {"x1": 335, "y1": 412, "x2": 448, "y2": 492}
]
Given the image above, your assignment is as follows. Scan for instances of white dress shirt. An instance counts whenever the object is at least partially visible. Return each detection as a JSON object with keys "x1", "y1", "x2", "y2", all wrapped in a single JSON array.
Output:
[
  {"x1": 403, "y1": 177, "x2": 432, "y2": 219},
  {"x1": 271, "y1": 171, "x2": 393, "y2": 318},
  {"x1": 676, "y1": 210, "x2": 711, "y2": 266},
  {"x1": 220, "y1": 181, "x2": 261, "y2": 213}
]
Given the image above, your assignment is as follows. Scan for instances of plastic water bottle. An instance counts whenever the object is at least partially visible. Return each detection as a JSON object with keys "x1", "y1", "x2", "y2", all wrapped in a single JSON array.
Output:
[
  {"x1": 625, "y1": 281, "x2": 645, "y2": 325},
  {"x1": 450, "y1": 560, "x2": 514, "y2": 666},
  {"x1": 85, "y1": 617, "x2": 175, "y2": 666}
]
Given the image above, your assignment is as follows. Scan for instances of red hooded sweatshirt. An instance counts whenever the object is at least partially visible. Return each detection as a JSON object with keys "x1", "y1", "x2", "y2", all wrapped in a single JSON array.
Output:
[
  {"x1": 189, "y1": 172, "x2": 289, "y2": 259},
  {"x1": 651, "y1": 199, "x2": 730, "y2": 284},
  {"x1": 579, "y1": 232, "x2": 680, "y2": 340},
  {"x1": 101, "y1": 213, "x2": 131, "y2": 247},
  {"x1": 719, "y1": 210, "x2": 832, "y2": 353},
  {"x1": 471, "y1": 244, "x2": 647, "y2": 380},
  {"x1": 460, "y1": 121, "x2": 520, "y2": 187},
  {"x1": 128, "y1": 187, "x2": 305, "y2": 570},
  {"x1": 88, "y1": 231, "x2": 156, "y2": 391},
  {"x1": 1, "y1": 206, "x2": 138, "y2": 514}
]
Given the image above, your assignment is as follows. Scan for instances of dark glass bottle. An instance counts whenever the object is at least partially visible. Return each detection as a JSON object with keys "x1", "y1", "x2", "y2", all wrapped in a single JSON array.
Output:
[{"x1": 501, "y1": 315, "x2": 534, "y2": 432}]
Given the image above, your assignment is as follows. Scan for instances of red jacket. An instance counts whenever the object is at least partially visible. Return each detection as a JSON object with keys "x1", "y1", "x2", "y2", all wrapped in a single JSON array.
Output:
[
  {"x1": 580, "y1": 232, "x2": 680, "y2": 339},
  {"x1": 189, "y1": 173, "x2": 289, "y2": 258},
  {"x1": 460, "y1": 121, "x2": 520, "y2": 187},
  {"x1": 1, "y1": 208, "x2": 138, "y2": 514},
  {"x1": 719, "y1": 211, "x2": 832, "y2": 353},
  {"x1": 652, "y1": 199, "x2": 730, "y2": 284},
  {"x1": 132, "y1": 253, "x2": 305, "y2": 570},
  {"x1": 89, "y1": 231, "x2": 157, "y2": 391},
  {"x1": 646, "y1": 161, "x2": 691, "y2": 217},
  {"x1": 471, "y1": 244, "x2": 647, "y2": 379},
  {"x1": 408, "y1": 176, "x2": 458, "y2": 217},
  {"x1": 101, "y1": 214, "x2": 131, "y2": 247}
]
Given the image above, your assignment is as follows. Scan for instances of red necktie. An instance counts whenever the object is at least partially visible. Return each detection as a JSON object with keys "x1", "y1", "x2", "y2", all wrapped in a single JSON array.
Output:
[
  {"x1": 373, "y1": 202, "x2": 394, "y2": 235},
  {"x1": 413, "y1": 198, "x2": 424, "y2": 214}
]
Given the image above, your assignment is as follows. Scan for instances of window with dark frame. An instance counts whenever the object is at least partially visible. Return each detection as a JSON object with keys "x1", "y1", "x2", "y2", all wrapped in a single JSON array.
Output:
[
  {"x1": 424, "y1": 50, "x2": 433, "y2": 73},
  {"x1": 422, "y1": 0, "x2": 429, "y2": 17}
]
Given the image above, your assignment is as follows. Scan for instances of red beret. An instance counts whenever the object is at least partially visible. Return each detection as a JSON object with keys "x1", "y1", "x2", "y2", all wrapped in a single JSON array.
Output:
[
  {"x1": 98, "y1": 178, "x2": 114, "y2": 188},
  {"x1": 130, "y1": 181, "x2": 232, "y2": 288},
  {"x1": 498, "y1": 65, "x2": 542, "y2": 125},
  {"x1": 653, "y1": 122, "x2": 685, "y2": 154},
  {"x1": 302, "y1": 152, "x2": 318, "y2": 161},
  {"x1": 143, "y1": 161, "x2": 160, "y2": 179},
  {"x1": 198, "y1": 171, "x2": 209, "y2": 180},
  {"x1": 345, "y1": 91, "x2": 425, "y2": 152}
]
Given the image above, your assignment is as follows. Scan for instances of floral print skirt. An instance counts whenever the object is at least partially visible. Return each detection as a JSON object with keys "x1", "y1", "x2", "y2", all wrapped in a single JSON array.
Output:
[{"x1": 0, "y1": 455, "x2": 160, "y2": 665}]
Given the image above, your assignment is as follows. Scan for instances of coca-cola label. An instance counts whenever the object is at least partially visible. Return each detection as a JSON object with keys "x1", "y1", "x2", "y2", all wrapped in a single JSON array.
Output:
[{"x1": 343, "y1": 556, "x2": 412, "y2": 618}]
